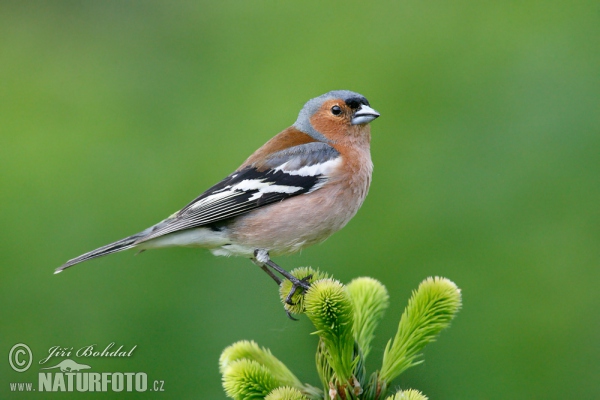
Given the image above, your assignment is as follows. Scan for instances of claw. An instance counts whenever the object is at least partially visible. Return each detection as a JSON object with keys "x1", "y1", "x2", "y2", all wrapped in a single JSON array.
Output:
[{"x1": 285, "y1": 309, "x2": 298, "y2": 321}]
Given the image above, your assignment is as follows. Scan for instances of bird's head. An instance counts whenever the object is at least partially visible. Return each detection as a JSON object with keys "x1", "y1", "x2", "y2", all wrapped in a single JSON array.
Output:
[{"x1": 294, "y1": 90, "x2": 380, "y2": 143}]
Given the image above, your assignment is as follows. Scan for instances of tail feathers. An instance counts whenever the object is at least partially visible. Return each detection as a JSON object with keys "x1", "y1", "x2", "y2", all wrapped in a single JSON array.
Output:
[{"x1": 55, "y1": 235, "x2": 140, "y2": 274}]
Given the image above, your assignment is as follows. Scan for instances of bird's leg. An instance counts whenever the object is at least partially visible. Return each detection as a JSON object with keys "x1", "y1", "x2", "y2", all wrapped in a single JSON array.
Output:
[
  {"x1": 251, "y1": 257, "x2": 282, "y2": 285},
  {"x1": 252, "y1": 257, "x2": 300, "y2": 321},
  {"x1": 259, "y1": 264, "x2": 282, "y2": 285},
  {"x1": 264, "y1": 259, "x2": 311, "y2": 291},
  {"x1": 254, "y1": 249, "x2": 307, "y2": 287},
  {"x1": 253, "y1": 249, "x2": 311, "y2": 304}
]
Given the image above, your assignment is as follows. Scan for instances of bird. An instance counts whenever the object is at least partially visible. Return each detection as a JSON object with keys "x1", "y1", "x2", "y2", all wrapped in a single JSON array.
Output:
[{"x1": 56, "y1": 90, "x2": 380, "y2": 300}]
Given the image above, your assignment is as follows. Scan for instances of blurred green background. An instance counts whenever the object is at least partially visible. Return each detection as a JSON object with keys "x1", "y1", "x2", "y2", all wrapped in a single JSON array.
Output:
[{"x1": 1, "y1": 1, "x2": 599, "y2": 398}]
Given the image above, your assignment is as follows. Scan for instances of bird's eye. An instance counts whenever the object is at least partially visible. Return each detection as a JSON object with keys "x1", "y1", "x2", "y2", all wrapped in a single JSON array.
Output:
[{"x1": 331, "y1": 105, "x2": 342, "y2": 116}]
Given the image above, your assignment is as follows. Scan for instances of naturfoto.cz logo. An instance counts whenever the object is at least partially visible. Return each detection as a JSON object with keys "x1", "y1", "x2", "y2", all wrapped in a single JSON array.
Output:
[{"x1": 8, "y1": 343, "x2": 165, "y2": 393}]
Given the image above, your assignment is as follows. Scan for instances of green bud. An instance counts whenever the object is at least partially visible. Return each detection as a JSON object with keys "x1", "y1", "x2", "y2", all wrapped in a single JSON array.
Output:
[
  {"x1": 385, "y1": 388, "x2": 429, "y2": 400},
  {"x1": 379, "y1": 277, "x2": 462, "y2": 383},
  {"x1": 304, "y1": 279, "x2": 355, "y2": 386},
  {"x1": 266, "y1": 386, "x2": 309, "y2": 400},
  {"x1": 347, "y1": 277, "x2": 389, "y2": 359},
  {"x1": 279, "y1": 267, "x2": 330, "y2": 315},
  {"x1": 220, "y1": 340, "x2": 302, "y2": 389},
  {"x1": 222, "y1": 359, "x2": 279, "y2": 400}
]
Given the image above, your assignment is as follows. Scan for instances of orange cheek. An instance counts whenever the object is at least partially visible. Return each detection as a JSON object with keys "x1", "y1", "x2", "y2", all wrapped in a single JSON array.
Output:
[{"x1": 309, "y1": 110, "x2": 349, "y2": 141}]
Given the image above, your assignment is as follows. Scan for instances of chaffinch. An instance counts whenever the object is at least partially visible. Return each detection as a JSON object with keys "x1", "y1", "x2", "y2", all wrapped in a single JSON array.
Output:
[{"x1": 57, "y1": 90, "x2": 380, "y2": 299}]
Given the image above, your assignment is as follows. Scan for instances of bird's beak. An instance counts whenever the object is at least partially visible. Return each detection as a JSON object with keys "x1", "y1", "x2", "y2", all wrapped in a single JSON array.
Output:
[{"x1": 351, "y1": 104, "x2": 380, "y2": 125}]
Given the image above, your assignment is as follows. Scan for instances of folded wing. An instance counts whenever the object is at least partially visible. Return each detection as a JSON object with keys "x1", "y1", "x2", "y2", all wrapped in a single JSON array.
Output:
[{"x1": 135, "y1": 142, "x2": 341, "y2": 244}]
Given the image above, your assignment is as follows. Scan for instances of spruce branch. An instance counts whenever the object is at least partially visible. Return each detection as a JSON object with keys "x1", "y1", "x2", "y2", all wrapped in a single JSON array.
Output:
[
  {"x1": 347, "y1": 277, "x2": 389, "y2": 359},
  {"x1": 220, "y1": 340, "x2": 303, "y2": 389},
  {"x1": 304, "y1": 279, "x2": 356, "y2": 389},
  {"x1": 379, "y1": 277, "x2": 462, "y2": 383},
  {"x1": 220, "y1": 274, "x2": 461, "y2": 400},
  {"x1": 266, "y1": 386, "x2": 310, "y2": 400},
  {"x1": 222, "y1": 359, "x2": 280, "y2": 400}
]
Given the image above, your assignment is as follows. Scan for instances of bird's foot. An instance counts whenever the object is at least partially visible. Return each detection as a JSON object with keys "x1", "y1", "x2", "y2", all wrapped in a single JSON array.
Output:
[{"x1": 284, "y1": 274, "x2": 313, "y2": 305}]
